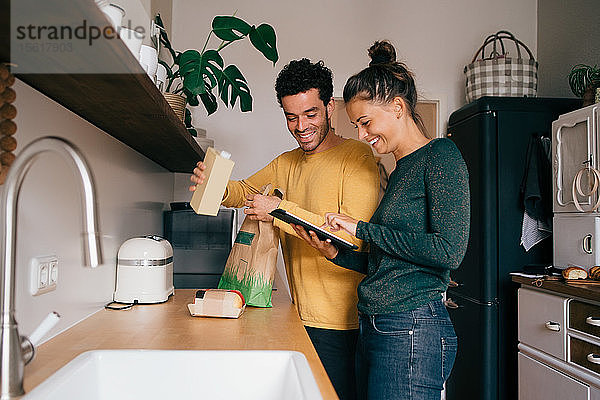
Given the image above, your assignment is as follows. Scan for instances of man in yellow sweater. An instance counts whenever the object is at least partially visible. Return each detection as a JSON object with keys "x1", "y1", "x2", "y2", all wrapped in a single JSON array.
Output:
[{"x1": 191, "y1": 59, "x2": 379, "y2": 400}]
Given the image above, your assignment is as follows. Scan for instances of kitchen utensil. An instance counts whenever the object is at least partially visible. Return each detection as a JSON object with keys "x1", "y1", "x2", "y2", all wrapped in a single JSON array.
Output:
[{"x1": 113, "y1": 235, "x2": 174, "y2": 303}]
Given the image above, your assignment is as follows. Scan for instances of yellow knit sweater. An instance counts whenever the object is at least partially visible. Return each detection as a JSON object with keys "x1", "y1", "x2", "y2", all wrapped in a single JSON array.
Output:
[{"x1": 222, "y1": 139, "x2": 379, "y2": 329}]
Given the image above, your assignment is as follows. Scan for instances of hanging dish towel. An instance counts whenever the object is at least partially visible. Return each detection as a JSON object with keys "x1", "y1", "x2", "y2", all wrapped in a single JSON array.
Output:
[{"x1": 520, "y1": 135, "x2": 552, "y2": 251}]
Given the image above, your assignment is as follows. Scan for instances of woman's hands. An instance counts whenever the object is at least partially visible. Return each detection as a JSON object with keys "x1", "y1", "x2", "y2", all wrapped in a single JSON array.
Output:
[
  {"x1": 322, "y1": 213, "x2": 359, "y2": 237},
  {"x1": 290, "y1": 213, "x2": 360, "y2": 260}
]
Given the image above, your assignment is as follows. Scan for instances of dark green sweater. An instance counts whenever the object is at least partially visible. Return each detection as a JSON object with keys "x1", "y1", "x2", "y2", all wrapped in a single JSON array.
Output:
[{"x1": 331, "y1": 138, "x2": 470, "y2": 314}]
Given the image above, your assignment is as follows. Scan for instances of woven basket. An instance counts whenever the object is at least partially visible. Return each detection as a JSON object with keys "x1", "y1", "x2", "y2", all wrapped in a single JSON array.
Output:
[{"x1": 163, "y1": 93, "x2": 186, "y2": 123}]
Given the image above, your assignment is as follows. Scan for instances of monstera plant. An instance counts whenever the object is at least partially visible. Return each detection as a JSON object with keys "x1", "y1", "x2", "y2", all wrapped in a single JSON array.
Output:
[{"x1": 155, "y1": 13, "x2": 278, "y2": 121}]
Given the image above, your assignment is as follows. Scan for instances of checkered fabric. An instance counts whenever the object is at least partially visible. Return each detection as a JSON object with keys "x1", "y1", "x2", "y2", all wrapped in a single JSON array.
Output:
[
  {"x1": 464, "y1": 31, "x2": 538, "y2": 103},
  {"x1": 464, "y1": 57, "x2": 538, "y2": 103}
]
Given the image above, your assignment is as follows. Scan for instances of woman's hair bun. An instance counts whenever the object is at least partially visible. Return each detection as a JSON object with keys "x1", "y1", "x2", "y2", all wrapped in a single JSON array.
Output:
[{"x1": 368, "y1": 40, "x2": 396, "y2": 66}]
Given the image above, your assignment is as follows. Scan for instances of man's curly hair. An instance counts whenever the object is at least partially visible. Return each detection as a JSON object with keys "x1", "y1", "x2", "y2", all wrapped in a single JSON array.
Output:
[{"x1": 275, "y1": 58, "x2": 333, "y2": 107}]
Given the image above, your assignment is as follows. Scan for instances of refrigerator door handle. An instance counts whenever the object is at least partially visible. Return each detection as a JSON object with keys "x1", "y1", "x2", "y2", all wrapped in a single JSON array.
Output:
[
  {"x1": 448, "y1": 279, "x2": 461, "y2": 288},
  {"x1": 447, "y1": 290, "x2": 498, "y2": 307},
  {"x1": 444, "y1": 298, "x2": 460, "y2": 309}
]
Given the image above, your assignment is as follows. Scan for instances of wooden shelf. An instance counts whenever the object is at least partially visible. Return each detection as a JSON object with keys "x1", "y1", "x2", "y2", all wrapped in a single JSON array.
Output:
[{"x1": 0, "y1": 0, "x2": 204, "y2": 173}]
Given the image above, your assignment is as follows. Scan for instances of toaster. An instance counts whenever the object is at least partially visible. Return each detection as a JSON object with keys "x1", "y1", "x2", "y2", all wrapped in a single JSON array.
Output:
[{"x1": 114, "y1": 235, "x2": 174, "y2": 303}]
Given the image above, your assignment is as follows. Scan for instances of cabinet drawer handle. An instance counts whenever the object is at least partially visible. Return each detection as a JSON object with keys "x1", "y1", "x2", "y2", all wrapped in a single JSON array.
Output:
[
  {"x1": 586, "y1": 317, "x2": 600, "y2": 327},
  {"x1": 583, "y1": 234, "x2": 594, "y2": 254},
  {"x1": 545, "y1": 321, "x2": 561, "y2": 331},
  {"x1": 587, "y1": 354, "x2": 600, "y2": 364}
]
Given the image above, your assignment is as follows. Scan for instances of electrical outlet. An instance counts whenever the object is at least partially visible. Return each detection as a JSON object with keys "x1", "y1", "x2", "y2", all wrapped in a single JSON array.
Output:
[
  {"x1": 30, "y1": 255, "x2": 58, "y2": 296},
  {"x1": 49, "y1": 260, "x2": 58, "y2": 285}
]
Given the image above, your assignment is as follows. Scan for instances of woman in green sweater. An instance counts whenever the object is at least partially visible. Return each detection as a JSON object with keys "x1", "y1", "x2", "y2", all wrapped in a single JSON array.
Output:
[{"x1": 291, "y1": 40, "x2": 470, "y2": 400}]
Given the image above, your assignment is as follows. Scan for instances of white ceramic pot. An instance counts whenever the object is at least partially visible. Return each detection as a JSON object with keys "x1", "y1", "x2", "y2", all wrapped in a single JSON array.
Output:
[
  {"x1": 100, "y1": 3, "x2": 125, "y2": 29},
  {"x1": 155, "y1": 64, "x2": 167, "y2": 91},
  {"x1": 118, "y1": 26, "x2": 144, "y2": 58},
  {"x1": 139, "y1": 45, "x2": 158, "y2": 80}
]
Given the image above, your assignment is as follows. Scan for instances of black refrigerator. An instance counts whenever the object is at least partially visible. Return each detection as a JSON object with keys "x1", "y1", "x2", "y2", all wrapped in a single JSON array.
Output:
[{"x1": 445, "y1": 97, "x2": 580, "y2": 400}]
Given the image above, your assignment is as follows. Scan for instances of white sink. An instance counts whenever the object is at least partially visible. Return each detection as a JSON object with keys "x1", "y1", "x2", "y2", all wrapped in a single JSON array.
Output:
[{"x1": 23, "y1": 350, "x2": 323, "y2": 400}]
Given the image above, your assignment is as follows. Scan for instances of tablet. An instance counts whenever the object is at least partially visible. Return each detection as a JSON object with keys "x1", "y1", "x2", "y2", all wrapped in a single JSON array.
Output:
[{"x1": 270, "y1": 208, "x2": 358, "y2": 250}]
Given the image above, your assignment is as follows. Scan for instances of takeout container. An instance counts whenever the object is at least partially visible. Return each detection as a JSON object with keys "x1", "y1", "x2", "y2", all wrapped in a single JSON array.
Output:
[{"x1": 187, "y1": 289, "x2": 245, "y2": 318}]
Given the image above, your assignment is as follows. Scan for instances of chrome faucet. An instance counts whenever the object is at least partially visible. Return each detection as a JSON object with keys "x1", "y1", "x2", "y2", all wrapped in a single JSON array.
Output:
[{"x1": 0, "y1": 136, "x2": 103, "y2": 399}]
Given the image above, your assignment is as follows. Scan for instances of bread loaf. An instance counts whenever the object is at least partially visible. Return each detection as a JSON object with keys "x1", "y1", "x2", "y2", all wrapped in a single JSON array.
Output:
[
  {"x1": 589, "y1": 266, "x2": 600, "y2": 280},
  {"x1": 562, "y1": 266, "x2": 588, "y2": 280}
]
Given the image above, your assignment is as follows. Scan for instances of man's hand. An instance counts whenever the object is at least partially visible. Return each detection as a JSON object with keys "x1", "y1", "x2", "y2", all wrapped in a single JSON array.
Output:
[
  {"x1": 291, "y1": 224, "x2": 339, "y2": 259},
  {"x1": 189, "y1": 161, "x2": 206, "y2": 191},
  {"x1": 244, "y1": 194, "x2": 281, "y2": 221}
]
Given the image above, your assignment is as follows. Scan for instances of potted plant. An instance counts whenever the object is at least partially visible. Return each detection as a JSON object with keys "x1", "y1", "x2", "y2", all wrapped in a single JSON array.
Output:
[
  {"x1": 154, "y1": 13, "x2": 278, "y2": 137},
  {"x1": 568, "y1": 64, "x2": 600, "y2": 106}
]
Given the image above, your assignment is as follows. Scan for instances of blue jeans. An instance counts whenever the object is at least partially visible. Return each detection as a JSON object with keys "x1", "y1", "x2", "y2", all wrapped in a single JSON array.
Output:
[{"x1": 356, "y1": 298, "x2": 457, "y2": 400}]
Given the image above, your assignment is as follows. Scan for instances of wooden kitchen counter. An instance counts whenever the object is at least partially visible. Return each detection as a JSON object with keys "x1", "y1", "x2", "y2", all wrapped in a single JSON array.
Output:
[
  {"x1": 512, "y1": 275, "x2": 600, "y2": 302},
  {"x1": 23, "y1": 289, "x2": 338, "y2": 399}
]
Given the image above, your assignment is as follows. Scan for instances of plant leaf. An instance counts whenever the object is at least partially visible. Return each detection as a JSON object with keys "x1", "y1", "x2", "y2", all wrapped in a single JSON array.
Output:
[
  {"x1": 184, "y1": 108, "x2": 193, "y2": 127},
  {"x1": 188, "y1": 128, "x2": 197, "y2": 137},
  {"x1": 179, "y1": 49, "x2": 224, "y2": 97},
  {"x1": 158, "y1": 60, "x2": 174, "y2": 79},
  {"x1": 212, "y1": 16, "x2": 252, "y2": 42},
  {"x1": 186, "y1": 90, "x2": 200, "y2": 106},
  {"x1": 199, "y1": 91, "x2": 218, "y2": 115},
  {"x1": 155, "y1": 14, "x2": 177, "y2": 61},
  {"x1": 218, "y1": 65, "x2": 252, "y2": 112},
  {"x1": 248, "y1": 24, "x2": 278, "y2": 64}
]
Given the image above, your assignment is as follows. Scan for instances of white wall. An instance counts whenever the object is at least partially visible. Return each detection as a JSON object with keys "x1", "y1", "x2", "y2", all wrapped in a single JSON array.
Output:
[
  {"x1": 537, "y1": 0, "x2": 600, "y2": 97},
  {"x1": 5, "y1": 81, "x2": 173, "y2": 342},
  {"x1": 171, "y1": 0, "x2": 538, "y2": 181}
]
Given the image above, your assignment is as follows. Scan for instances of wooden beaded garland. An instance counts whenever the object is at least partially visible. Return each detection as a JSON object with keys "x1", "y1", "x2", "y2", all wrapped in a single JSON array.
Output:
[{"x1": 0, "y1": 64, "x2": 16, "y2": 184}]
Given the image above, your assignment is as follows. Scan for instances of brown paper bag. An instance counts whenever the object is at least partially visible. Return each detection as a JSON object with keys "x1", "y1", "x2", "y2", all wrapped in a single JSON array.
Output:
[{"x1": 217, "y1": 185, "x2": 280, "y2": 307}]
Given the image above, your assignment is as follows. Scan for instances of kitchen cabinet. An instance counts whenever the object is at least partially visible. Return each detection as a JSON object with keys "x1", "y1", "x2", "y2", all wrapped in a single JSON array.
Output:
[
  {"x1": 0, "y1": 0, "x2": 204, "y2": 173},
  {"x1": 552, "y1": 103, "x2": 600, "y2": 213},
  {"x1": 515, "y1": 279, "x2": 600, "y2": 400},
  {"x1": 518, "y1": 352, "x2": 589, "y2": 399}
]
